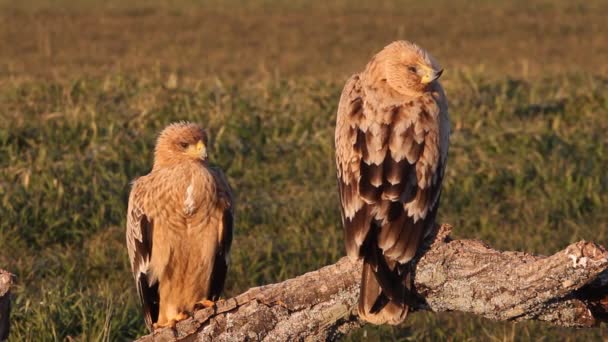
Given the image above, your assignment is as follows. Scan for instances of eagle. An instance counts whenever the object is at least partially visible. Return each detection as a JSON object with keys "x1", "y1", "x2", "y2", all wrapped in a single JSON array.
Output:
[
  {"x1": 335, "y1": 40, "x2": 449, "y2": 325},
  {"x1": 126, "y1": 122, "x2": 234, "y2": 330}
]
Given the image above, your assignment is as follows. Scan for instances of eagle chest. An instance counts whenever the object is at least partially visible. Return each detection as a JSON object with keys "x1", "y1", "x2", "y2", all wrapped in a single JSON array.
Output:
[{"x1": 182, "y1": 170, "x2": 218, "y2": 219}]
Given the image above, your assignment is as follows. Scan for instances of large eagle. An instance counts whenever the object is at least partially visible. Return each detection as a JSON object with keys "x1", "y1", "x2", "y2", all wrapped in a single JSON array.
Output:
[
  {"x1": 335, "y1": 41, "x2": 449, "y2": 325},
  {"x1": 126, "y1": 122, "x2": 234, "y2": 330}
]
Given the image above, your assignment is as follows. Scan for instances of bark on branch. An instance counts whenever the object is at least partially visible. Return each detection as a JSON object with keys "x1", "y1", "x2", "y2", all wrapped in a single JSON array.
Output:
[{"x1": 138, "y1": 224, "x2": 608, "y2": 341}]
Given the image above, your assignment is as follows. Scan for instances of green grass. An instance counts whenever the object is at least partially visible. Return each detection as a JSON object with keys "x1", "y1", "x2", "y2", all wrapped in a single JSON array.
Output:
[
  {"x1": 0, "y1": 1, "x2": 607, "y2": 341},
  {"x1": 1, "y1": 73, "x2": 607, "y2": 341}
]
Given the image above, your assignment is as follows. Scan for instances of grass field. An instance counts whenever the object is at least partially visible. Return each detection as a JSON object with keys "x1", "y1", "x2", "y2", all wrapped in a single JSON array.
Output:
[{"x1": 0, "y1": 0, "x2": 607, "y2": 341}]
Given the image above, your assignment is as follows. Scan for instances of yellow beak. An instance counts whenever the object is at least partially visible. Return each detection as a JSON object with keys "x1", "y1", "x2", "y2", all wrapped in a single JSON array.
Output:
[
  {"x1": 419, "y1": 65, "x2": 444, "y2": 84},
  {"x1": 195, "y1": 140, "x2": 207, "y2": 159},
  {"x1": 187, "y1": 140, "x2": 207, "y2": 159}
]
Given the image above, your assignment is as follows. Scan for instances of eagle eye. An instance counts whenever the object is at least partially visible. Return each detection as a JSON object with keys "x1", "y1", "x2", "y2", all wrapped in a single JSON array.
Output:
[
  {"x1": 407, "y1": 65, "x2": 417, "y2": 73},
  {"x1": 179, "y1": 142, "x2": 189, "y2": 149}
]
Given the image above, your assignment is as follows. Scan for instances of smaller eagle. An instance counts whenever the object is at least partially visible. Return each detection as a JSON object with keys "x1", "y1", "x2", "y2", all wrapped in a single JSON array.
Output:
[
  {"x1": 335, "y1": 41, "x2": 449, "y2": 325},
  {"x1": 126, "y1": 122, "x2": 234, "y2": 330}
]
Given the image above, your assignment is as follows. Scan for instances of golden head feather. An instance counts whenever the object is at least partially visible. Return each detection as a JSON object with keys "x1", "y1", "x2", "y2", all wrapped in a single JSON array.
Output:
[
  {"x1": 153, "y1": 122, "x2": 209, "y2": 170},
  {"x1": 363, "y1": 40, "x2": 443, "y2": 98}
]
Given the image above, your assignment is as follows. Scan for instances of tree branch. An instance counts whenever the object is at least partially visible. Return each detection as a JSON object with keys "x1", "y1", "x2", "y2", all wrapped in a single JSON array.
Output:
[{"x1": 137, "y1": 224, "x2": 608, "y2": 341}]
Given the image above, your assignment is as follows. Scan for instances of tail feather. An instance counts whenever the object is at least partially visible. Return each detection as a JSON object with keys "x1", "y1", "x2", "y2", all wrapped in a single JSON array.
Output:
[
  {"x1": 358, "y1": 259, "x2": 409, "y2": 325},
  {"x1": 369, "y1": 245, "x2": 413, "y2": 305}
]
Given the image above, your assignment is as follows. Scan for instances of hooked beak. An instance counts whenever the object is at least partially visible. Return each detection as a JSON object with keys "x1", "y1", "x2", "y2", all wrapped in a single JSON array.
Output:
[
  {"x1": 420, "y1": 67, "x2": 444, "y2": 84},
  {"x1": 187, "y1": 140, "x2": 207, "y2": 160},
  {"x1": 195, "y1": 140, "x2": 208, "y2": 159}
]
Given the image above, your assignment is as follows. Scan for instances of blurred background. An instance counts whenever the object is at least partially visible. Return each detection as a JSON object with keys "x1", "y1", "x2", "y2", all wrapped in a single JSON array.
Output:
[{"x1": 0, "y1": 0, "x2": 607, "y2": 340}]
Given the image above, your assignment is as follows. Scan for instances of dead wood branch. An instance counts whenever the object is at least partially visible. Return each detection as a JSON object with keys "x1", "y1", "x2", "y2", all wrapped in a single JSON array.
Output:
[{"x1": 137, "y1": 224, "x2": 608, "y2": 341}]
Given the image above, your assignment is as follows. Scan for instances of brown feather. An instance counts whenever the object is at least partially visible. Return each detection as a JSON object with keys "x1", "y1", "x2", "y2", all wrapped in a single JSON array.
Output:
[
  {"x1": 343, "y1": 205, "x2": 372, "y2": 258},
  {"x1": 382, "y1": 155, "x2": 412, "y2": 201},
  {"x1": 377, "y1": 202, "x2": 406, "y2": 251},
  {"x1": 359, "y1": 162, "x2": 383, "y2": 203},
  {"x1": 359, "y1": 260, "x2": 383, "y2": 319},
  {"x1": 361, "y1": 161, "x2": 384, "y2": 188},
  {"x1": 385, "y1": 217, "x2": 423, "y2": 261},
  {"x1": 383, "y1": 154, "x2": 411, "y2": 185},
  {"x1": 400, "y1": 176, "x2": 418, "y2": 204}
]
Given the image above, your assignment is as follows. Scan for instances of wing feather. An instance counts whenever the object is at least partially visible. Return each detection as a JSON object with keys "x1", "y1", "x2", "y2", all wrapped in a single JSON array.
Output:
[
  {"x1": 336, "y1": 75, "x2": 373, "y2": 259},
  {"x1": 375, "y1": 91, "x2": 446, "y2": 264},
  {"x1": 208, "y1": 167, "x2": 234, "y2": 300},
  {"x1": 126, "y1": 178, "x2": 158, "y2": 331}
]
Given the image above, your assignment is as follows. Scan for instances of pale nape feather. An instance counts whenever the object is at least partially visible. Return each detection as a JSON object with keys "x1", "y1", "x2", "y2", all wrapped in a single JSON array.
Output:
[{"x1": 335, "y1": 40, "x2": 449, "y2": 325}]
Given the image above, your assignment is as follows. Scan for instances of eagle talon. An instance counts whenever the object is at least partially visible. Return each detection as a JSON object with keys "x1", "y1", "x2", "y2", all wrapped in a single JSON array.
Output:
[
  {"x1": 194, "y1": 299, "x2": 216, "y2": 310},
  {"x1": 153, "y1": 312, "x2": 190, "y2": 330}
]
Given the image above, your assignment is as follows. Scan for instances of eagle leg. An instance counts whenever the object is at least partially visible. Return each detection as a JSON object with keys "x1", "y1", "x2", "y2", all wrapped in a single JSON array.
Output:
[{"x1": 152, "y1": 312, "x2": 189, "y2": 330}]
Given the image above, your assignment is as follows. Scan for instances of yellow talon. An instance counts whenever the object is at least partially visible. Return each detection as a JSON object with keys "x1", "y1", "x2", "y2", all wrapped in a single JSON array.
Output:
[
  {"x1": 153, "y1": 312, "x2": 189, "y2": 330},
  {"x1": 194, "y1": 298, "x2": 215, "y2": 309}
]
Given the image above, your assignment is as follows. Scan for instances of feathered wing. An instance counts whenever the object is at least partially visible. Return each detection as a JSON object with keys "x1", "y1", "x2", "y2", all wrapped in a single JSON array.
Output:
[
  {"x1": 335, "y1": 74, "x2": 370, "y2": 259},
  {"x1": 126, "y1": 178, "x2": 158, "y2": 331},
  {"x1": 336, "y1": 76, "x2": 449, "y2": 325},
  {"x1": 207, "y1": 167, "x2": 234, "y2": 300}
]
